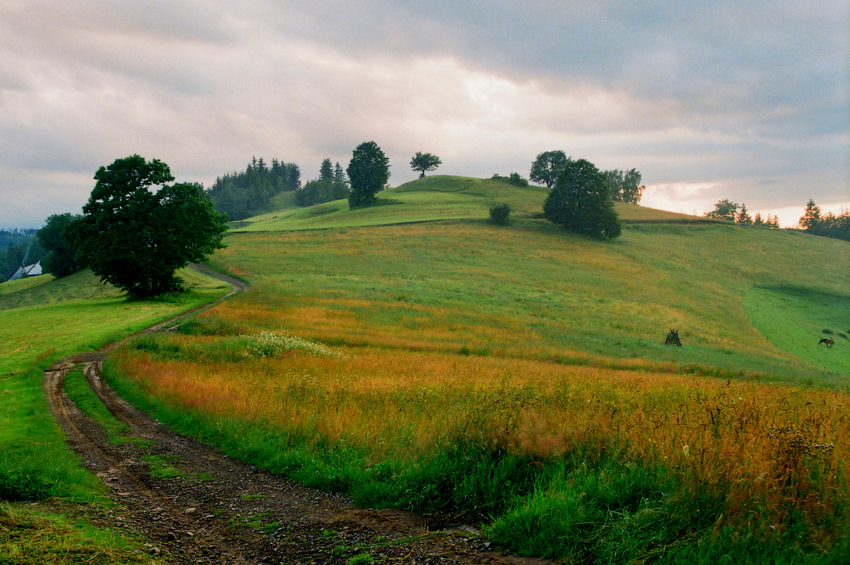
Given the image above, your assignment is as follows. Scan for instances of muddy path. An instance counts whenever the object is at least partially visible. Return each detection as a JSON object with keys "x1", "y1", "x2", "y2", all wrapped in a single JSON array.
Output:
[{"x1": 44, "y1": 266, "x2": 550, "y2": 564}]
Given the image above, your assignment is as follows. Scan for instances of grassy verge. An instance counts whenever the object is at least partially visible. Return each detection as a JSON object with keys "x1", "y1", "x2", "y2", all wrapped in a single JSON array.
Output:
[
  {"x1": 0, "y1": 503, "x2": 165, "y2": 565},
  {"x1": 0, "y1": 266, "x2": 230, "y2": 561}
]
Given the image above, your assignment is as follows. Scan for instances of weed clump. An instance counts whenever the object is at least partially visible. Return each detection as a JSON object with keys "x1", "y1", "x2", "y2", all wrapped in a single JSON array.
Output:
[
  {"x1": 238, "y1": 331, "x2": 344, "y2": 359},
  {"x1": 0, "y1": 470, "x2": 51, "y2": 501}
]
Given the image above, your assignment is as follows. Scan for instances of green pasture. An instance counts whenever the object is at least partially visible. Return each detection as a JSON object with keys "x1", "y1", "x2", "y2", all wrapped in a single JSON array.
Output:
[
  {"x1": 212, "y1": 216, "x2": 849, "y2": 385},
  {"x1": 745, "y1": 286, "x2": 850, "y2": 377},
  {"x1": 0, "y1": 266, "x2": 229, "y2": 560},
  {"x1": 232, "y1": 175, "x2": 700, "y2": 232},
  {"x1": 0, "y1": 274, "x2": 54, "y2": 297}
]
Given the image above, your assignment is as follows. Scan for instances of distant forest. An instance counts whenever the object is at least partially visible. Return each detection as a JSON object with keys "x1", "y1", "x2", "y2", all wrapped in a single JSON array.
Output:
[
  {"x1": 206, "y1": 157, "x2": 301, "y2": 221},
  {"x1": 0, "y1": 229, "x2": 43, "y2": 280}
]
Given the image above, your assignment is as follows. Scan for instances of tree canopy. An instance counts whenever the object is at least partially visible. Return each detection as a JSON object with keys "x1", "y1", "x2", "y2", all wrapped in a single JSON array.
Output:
[
  {"x1": 347, "y1": 141, "x2": 390, "y2": 208},
  {"x1": 68, "y1": 155, "x2": 228, "y2": 297},
  {"x1": 530, "y1": 150, "x2": 568, "y2": 188},
  {"x1": 295, "y1": 158, "x2": 350, "y2": 207},
  {"x1": 603, "y1": 168, "x2": 644, "y2": 204},
  {"x1": 798, "y1": 199, "x2": 850, "y2": 241},
  {"x1": 410, "y1": 152, "x2": 442, "y2": 177},
  {"x1": 705, "y1": 199, "x2": 739, "y2": 221},
  {"x1": 543, "y1": 158, "x2": 621, "y2": 241},
  {"x1": 207, "y1": 157, "x2": 300, "y2": 220},
  {"x1": 37, "y1": 213, "x2": 81, "y2": 278}
]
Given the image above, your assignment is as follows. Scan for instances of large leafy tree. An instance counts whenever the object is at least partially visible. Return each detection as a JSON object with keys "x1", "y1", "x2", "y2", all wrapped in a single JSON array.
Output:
[
  {"x1": 68, "y1": 155, "x2": 228, "y2": 297},
  {"x1": 543, "y1": 158, "x2": 621, "y2": 241},
  {"x1": 530, "y1": 150, "x2": 568, "y2": 188},
  {"x1": 347, "y1": 141, "x2": 390, "y2": 208},
  {"x1": 603, "y1": 168, "x2": 644, "y2": 204},
  {"x1": 37, "y1": 213, "x2": 82, "y2": 278},
  {"x1": 704, "y1": 199, "x2": 739, "y2": 221},
  {"x1": 410, "y1": 152, "x2": 442, "y2": 177}
]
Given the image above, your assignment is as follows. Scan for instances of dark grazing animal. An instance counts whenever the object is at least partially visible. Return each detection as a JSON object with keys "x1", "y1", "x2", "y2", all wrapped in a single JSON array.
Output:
[{"x1": 819, "y1": 338, "x2": 834, "y2": 348}]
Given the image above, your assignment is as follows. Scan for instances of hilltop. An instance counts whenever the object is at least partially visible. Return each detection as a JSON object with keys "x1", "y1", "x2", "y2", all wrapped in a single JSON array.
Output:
[{"x1": 229, "y1": 175, "x2": 699, "y2": 232}]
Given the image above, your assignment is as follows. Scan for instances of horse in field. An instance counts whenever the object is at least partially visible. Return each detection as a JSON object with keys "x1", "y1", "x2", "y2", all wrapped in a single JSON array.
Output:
[{"x1": 819, "y1": 338, "x2": 834, "y2": 348}]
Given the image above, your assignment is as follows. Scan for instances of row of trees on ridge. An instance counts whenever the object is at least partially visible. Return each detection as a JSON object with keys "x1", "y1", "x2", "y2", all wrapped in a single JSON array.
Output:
[
  {"x1": 530, "y1": 150, "x2": 644, "y2": 204},
  {"x1": 799, "y1": 200, "x2": 850, "y2": 241},
  {"x1": 207, "y1": 157, "x2": 301, "y2": 220},
  {"x1": 704, "y1": 199, "x2": 782, "y2": 228}
]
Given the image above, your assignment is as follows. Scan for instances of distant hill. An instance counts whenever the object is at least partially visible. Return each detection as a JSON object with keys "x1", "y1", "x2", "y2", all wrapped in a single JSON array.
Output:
[{"x1": 230, "y1": 175, "x2": 702, "y2": 232}]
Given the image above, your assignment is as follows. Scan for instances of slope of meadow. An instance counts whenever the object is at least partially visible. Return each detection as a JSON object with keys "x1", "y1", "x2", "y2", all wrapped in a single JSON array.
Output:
[
  {"x1": 232, "y1": 175, "x2": 700, "y2": 232},
  {"x1": 0, "y1": 267, "x2": 229, "y2": 563},
  {"x1": 101, "y1": 177, "x2": 850, "y2": 562}
]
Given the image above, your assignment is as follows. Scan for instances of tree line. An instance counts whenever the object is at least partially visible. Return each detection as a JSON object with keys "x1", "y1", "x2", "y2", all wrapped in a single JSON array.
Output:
[
  {"x1": 799, "y1": 199, "x2": 850, "y2": 241},
  {"x1": 704, "y1": 199, "x2": 782, "y2": 228},
  {"x1": 206, "y1": 157, "x2": 301, "y2": 221},
  {"x1": 530, "y1": 150, "x2": 645, "y2": 204}
]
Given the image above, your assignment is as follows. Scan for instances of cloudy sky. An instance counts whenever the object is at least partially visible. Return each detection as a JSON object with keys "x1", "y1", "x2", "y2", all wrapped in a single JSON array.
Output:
[{"x1": 1, "y1": 0, "x2": 847, "y2": 228}]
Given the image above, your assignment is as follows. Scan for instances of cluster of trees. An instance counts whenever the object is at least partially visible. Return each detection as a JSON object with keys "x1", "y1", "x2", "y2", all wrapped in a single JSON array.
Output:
[
  {"x1": 29, "y1": 155, "x2": 227, "y2": 298},
  {"x1": 799, "y1": 200, "x2": 850, "y2": 241},
  {"x1": 542, "y1": 157, "x2": 621, "y2": 241},
  {"x1": 0, "y1": 229, "x2": 42, "y2": 279},
  {"x1": 491, "y1": 172, "x2": 529, "y2": 187},
  {"x1": 37, "y1": 214, "x2": 81, "y2": 278},
  {"x1": 294, "y1": 159, "x2": 349, "y2": 207},
  {"x1": 207, "y1": 157, "x2": 300, "y2": 220},
  {"x1": 530, "y1": 150, "x2": 643, "y2": 205},
  {"x1": 704, "y1": 199, "x2": 781, "y2": 228}
]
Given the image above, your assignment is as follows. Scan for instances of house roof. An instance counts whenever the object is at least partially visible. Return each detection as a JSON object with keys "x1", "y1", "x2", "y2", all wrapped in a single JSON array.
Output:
[{"x1": 7, "y1": 260, "x2": 42, "y2": 281}]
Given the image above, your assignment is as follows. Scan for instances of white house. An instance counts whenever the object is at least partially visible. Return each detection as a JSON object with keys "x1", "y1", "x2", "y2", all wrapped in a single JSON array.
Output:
[{"x1": 7, "y1": 260, "x2": 42, "y2": 281}]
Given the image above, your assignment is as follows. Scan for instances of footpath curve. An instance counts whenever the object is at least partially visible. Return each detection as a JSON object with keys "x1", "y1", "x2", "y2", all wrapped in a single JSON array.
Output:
[{"x1": 44, "y1": 264, "x2": 549, "y2": 564}]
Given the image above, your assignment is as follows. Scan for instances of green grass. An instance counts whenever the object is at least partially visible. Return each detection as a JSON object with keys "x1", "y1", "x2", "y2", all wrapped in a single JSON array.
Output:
[
  {"x1": 0, "y1": 265, "x2": 231, "y2": 560},
  {"x1": 0, "y1": 274, "x2": 54, "y2": 296},
  {"x1": 745, "y1": 286, "x2": 850, "y2": 376},
  {"x1": 0, "y1": 503, "x2": 165, "y2": 565},
  {"x1": 209, "y1": 218, "x2": 849, "y2": 384},
  {"x1": 232, "y1": 175, "x2": 699, "y2": 232},
  {"x1": 4, "y1": 175, "x2": 849, "y2": 563}
]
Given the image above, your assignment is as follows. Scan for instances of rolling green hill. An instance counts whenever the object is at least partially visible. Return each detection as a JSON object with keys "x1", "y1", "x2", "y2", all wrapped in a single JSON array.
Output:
[
  {"x1": 110, "y1": 175, "x2": 849, "y2": 561},
  {"x1": 219, "y1": 175, "x2": 849, "y2": 383},
  {"x1": 230, "y1": 175, "x2": 701, "y2": 232},
  {"x1": 3, "y1": 175, "x2": 848, "y2": 563}
]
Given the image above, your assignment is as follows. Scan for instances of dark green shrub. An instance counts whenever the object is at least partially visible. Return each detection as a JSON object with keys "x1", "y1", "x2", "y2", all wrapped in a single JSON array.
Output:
[{"x1": 489, "y1": 203, "x2": 512, "y2": 225}]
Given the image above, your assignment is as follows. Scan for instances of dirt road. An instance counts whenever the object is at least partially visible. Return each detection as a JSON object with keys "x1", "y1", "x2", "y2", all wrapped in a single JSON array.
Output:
[{"x1": 43, "y1": 266, "x2": 550, "y2": 564}]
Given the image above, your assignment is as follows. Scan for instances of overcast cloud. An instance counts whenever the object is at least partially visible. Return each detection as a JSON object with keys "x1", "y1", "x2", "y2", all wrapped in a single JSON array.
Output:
[{"x1": 1, "y1": 0, "x2": 847, "y2": 228}]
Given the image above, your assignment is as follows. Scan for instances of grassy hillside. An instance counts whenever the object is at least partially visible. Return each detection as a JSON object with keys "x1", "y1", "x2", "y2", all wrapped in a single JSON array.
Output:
[
  {"x1": 230, "y1": 175, "x2": 700, "y2": 232},
  {"x1": 211, "y1": 224, "x2": 847, "y2": 384},
  {"x1": 101, "y1": 177, "x2": 850, "y2": 561},
  {"x1": 5, "y1": 175, "x2": 849, "y2": 562}
]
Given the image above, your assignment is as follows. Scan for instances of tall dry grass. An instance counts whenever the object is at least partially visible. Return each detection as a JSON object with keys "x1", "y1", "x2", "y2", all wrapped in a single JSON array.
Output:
[{"x1": 110, "y1": 336, "x2": 849, "y2": 538}]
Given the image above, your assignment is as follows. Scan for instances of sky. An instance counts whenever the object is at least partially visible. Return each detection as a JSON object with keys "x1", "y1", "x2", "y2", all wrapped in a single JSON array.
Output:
[{"x1": 1, "y1": 0, "x2": 847, "y2": 229}]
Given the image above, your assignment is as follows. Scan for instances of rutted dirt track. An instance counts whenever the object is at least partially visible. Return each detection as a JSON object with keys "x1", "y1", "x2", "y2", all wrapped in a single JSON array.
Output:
[{"x1": 44, "y1": 266, "x2": 550, "y2": 564}]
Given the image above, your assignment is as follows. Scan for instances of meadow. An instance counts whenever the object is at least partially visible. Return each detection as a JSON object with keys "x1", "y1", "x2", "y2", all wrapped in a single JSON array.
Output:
[
  {"x1": 0, "y1": 267, "x2": 228, "y2": 563},
  {"x1": 101, "y1": 178, "x2": 850, "y2": 562}
]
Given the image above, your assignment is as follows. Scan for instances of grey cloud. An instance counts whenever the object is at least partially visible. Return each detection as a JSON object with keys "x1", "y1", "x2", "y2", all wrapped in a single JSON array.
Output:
[{"x1": 0, "y1": 0, "x2": 846, "y2": 228}]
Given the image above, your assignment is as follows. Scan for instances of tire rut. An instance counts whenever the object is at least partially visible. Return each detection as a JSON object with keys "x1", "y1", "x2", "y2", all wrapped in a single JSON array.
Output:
[{"x1": 43, "y1": 266, "x2": 550, "y2": 564}]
